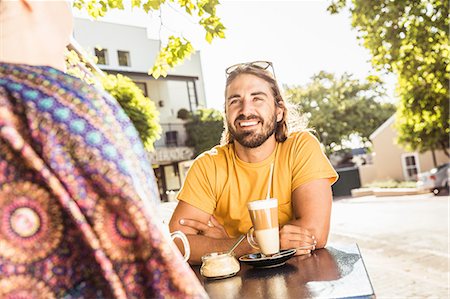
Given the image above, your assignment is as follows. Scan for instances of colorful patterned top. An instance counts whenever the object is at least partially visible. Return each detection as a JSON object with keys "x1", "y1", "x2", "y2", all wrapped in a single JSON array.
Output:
[{"x1": 0, "y1": 63, "x2": 207, "y2": 299}]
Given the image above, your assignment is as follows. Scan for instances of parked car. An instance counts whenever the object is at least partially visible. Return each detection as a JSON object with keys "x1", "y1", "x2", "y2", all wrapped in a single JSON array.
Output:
[{"x1": 417, "y1": 163, "x2": 449, "y2": 195}]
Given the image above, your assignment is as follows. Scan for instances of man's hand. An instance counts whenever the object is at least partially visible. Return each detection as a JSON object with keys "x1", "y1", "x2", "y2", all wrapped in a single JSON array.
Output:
[
  {"x1": 279, "y1": 224, "x2": 316, "y2": 256},
  {"x1": 170, "y1": 202, "x2": 251, "y2": 264},
  {"x1": 179, "y1": 216, "x2": 229, "y2": 239}
]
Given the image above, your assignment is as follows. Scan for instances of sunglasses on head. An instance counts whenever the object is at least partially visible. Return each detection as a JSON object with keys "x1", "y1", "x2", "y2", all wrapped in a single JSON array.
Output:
[{"x1": 225, "y1": 61, "x2": 276, "y2": 78}]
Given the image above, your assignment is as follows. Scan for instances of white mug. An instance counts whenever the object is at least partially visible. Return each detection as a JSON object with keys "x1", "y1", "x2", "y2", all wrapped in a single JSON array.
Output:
[
  {"x1": 158, "y1": 202, "x2": 190, "y2": 262},
  {"x1": 169, "y1": 230, "x2": 190, "y2": 262}
]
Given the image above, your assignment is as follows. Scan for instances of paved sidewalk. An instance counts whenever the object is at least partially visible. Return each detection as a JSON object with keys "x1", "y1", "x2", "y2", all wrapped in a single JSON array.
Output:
[{"x1": 329, "y1": 193, "x2": 449, "y2": 298}]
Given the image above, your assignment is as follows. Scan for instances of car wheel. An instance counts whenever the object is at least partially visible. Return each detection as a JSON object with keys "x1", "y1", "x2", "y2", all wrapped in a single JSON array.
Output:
[{"x1": 434, "y1": 184, "x2": 449, "y2": 196}]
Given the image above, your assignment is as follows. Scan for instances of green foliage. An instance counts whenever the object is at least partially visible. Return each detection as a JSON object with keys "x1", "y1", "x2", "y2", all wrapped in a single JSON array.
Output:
[
  {"x1": 150, "y1": 37, "x2": 194, "y2": 79},
  {"x1": 184, "y1": 108, "x2": 224, "y2": 156},
  {"x1": 285, "y1": 71, "x2": 396, "y2": 154},
  {"x1": 364, "y1": 180, "x2": 417, "y2": 189},
  {"x1": 177, "y1": 108, "x2": 191, "y2": 120},
  {"x1": 328, "y1": 0, "x2": 450, "y2": 157},
  {"x1": 100, "y1": 74, "x2": 161, "y2": 151},
  {"x1": 73, "y1": 0, "x2": 226, "y2": 78}
]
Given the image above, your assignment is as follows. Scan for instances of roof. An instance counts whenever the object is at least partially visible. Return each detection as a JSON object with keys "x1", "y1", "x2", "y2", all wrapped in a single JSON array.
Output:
[
  {"x1": 369, "y1": 114, "x2": 395, "y2": 140},
  {"x1": 103, "y1": 69, "x2": 199, "y2": 81}
]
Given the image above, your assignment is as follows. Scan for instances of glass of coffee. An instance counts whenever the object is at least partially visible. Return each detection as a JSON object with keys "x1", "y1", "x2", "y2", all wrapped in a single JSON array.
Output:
[{"x1": 247, "y1": 198, "x2": 279, "y2": 255}]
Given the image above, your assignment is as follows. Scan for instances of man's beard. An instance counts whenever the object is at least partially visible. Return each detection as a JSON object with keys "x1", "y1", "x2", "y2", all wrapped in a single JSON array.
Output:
[{"x1": 228, "y1": 113, "x2": 277, "y2": 148}]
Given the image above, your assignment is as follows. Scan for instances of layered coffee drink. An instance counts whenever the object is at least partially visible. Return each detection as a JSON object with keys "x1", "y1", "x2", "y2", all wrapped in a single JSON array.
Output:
[{"x1": 247, "y1": 198, "x2": 279, "y2": 255}]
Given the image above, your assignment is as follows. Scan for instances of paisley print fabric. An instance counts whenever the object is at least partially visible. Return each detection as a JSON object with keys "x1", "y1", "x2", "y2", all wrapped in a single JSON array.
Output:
[{"x1": 0, "y1": 63, "x2": 207, "y2": 299}]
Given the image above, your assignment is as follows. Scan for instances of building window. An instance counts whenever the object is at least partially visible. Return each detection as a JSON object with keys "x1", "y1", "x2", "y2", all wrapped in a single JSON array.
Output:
[
  {"x1": 165, "y1": 131, "x2": 178, "y2": 147},
  {"x1": 186, "y1": 80, "x2": 198, "y2": 112},
  {"x1": 135, "y1": 82, "x2": 148, "y2": 97},
  {"x1": 401, "y1": 153, "x2": 420, "y2": 181},
  {"x1": 118, "y1": 50, "x2": 130, "y2": 66},
  {"x1": 163, "y1": 164, "x2": 181, "y2": 191},
  {"x1": 95, "y1": 48, "x2": 108, "y2": 65}
]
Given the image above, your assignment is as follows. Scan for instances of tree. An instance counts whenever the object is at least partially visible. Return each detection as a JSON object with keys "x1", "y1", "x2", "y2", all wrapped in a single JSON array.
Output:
[
  {"x1": 184, "y1": 108, "x2": 223, "y2": 156},
  {"x1": 101, "y1": 74, "x2": 161, "y2": 151},
  {"x1": 73, "y1": 0, "x2": 226, "y2": 78},
  {"x1": 285, "y1": 71, "x2": 396, "y2": 154},
  {"x1": 328, "y1": 0, "x2": 449, "y2": 157},
  {"x1": 177, "y1": 108, "x2": 191, "y2": 120}
]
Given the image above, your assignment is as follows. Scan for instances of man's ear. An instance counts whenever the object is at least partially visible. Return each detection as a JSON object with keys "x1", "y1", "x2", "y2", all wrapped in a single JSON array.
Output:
[
  {"x1": 276, "y1": 107, "x2": 283, "y2": 122},
  {"x1": 20, "y1": 0, "x2": 33, "y2": 11}
]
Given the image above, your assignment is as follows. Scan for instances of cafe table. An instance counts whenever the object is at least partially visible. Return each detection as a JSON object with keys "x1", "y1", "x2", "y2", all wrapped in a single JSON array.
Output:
[{"x1": 191, "y1": 243, "x2": 375, "y2": 299}]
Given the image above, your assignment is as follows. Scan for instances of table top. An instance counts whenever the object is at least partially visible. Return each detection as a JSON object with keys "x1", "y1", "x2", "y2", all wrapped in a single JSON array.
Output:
[{"x1": 192, "y1": 243, "x2": 375, "y2": 299}]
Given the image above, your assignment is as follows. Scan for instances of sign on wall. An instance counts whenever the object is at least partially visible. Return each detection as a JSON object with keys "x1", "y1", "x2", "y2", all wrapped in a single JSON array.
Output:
[{"x1": 148, "y1": 147, "x2": 194, "y2": 164}]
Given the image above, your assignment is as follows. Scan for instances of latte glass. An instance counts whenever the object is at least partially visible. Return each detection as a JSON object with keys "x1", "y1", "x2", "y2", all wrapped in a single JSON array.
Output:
[{"x1": 247, "y1": 198, "x2": 279, "y2": 255}]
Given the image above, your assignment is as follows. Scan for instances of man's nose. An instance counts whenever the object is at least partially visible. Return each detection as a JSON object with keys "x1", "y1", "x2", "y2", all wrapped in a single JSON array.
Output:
[{"x1": 240, "y1": 97, "x2": 254, "y2": 116}]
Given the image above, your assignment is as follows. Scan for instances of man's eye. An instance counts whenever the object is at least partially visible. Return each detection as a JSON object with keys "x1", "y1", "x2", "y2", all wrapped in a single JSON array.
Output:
[{"x1": 229, "y1": 99, "x2": 239, "y2": 105}]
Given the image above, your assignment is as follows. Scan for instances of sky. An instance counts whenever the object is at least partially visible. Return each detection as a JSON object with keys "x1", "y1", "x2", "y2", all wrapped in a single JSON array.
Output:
[{"x1": 73, "y1": 0, "x2": 397, "y2": 111}]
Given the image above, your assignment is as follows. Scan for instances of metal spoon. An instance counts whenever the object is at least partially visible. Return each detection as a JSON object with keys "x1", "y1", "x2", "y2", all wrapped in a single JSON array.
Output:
[{"x1": 227, "y1": 234, "x2": 246, "y2": 255}]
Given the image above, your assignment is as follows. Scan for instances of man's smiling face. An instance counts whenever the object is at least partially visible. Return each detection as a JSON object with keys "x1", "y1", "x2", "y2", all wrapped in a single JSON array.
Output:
[{"x1": 225, "y1": 74, "x2": 282, "y2": 148}]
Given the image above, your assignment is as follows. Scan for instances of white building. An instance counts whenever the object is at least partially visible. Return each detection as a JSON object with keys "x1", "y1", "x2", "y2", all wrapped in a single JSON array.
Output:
[{"x1": 73, "y1": 18, "x2": 206, "y2": 201}]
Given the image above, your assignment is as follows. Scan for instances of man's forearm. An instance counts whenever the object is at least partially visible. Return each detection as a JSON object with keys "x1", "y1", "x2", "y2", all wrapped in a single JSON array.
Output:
[
  {"x1": 290, "y1": 179, "x2": 333, "y2": 249},
  {"x1": 175, "y1": 235, "x2": 254, "y2": 265}
]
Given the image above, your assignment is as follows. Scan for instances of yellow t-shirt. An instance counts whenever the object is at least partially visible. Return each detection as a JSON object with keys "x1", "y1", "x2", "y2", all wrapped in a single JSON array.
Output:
[{"x1": 177, "y1": 131, "x2": 338, "y2": 237}]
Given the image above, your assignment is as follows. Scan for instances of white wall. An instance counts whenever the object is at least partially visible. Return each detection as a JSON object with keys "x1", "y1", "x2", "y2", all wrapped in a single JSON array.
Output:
[
  {"x1": 169, "y1": 54, "x2": 207, "y2": 107},
  {"x1": 371, "y1": 117, "x2": 449, "y2": 182},
  {"x1": 74, "y1": 18, "x2": 159, "y2": 72},
  {"x1": 165, "y1": 81, "x2": 190, "y2": 120},
  {"x1": 73, "y1": 18, "x2": 207, "y2": 113}
]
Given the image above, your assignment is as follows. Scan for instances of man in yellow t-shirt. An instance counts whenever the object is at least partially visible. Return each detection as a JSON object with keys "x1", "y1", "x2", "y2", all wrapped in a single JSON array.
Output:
[{"x1": 170, "y1": 61, "x2": 338, "y2": 264}]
